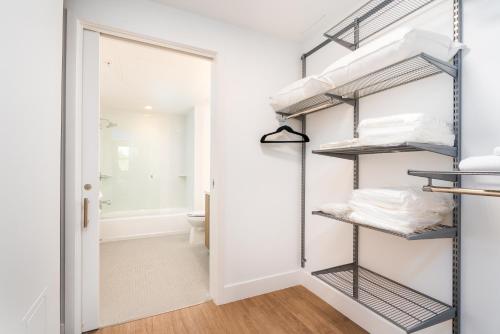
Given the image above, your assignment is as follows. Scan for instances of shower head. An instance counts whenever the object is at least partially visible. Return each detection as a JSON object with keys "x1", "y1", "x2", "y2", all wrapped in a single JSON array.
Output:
[{"x1": 100, "y1": 118, "x2": 118, "y2": 129}]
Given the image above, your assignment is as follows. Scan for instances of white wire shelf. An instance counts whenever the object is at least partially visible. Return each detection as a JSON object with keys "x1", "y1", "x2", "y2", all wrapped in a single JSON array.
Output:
[{"x1": 278, "y1": 53, "x2": 457, "y2": 118}]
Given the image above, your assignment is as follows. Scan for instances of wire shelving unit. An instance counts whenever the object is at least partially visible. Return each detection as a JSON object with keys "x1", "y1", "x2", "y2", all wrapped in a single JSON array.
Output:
[
  {"x1": 312, "y1": 211, "x2": 457, "y2": 240},
  {"x1": 278, "y1": 53, "x2": 457, "y2": 118},
  {"x1": 312, "y1": 264, "x2": 455, "y2": 333},
  {"x1": 324, "y1": 0, "x2": 437, "y2": 50},
  {"x1": 312, "y1": 142, "x2": 457, "y2": 160},
  {"x1": 288, "y1": 0, "x2": 463, "y2": 332}
]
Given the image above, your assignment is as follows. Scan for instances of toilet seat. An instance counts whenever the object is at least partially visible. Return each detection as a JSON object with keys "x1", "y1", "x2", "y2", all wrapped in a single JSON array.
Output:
[
  {"x1": 186, "y1": 211, "x2": 205, "y2": 245},
  {"x1": 187, "y1": 211, "x2": 205, "y2": 218}
]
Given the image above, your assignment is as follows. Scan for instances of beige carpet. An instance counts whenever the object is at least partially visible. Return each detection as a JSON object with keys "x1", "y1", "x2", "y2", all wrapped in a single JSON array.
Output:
[{"x1": 100, "y1": 234, "x2": 210, "y2": 327}]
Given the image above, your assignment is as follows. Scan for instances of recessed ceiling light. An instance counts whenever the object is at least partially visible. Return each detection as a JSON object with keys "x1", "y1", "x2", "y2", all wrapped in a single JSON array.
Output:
[{"x1": 144, "y1": 105, "x2": 153, "y2": 110}]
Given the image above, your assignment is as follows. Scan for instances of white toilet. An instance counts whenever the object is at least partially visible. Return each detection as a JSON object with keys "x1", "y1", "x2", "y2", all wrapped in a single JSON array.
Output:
[{"x1": 187, "y1": 211, "x2": 205, "y2": 245}]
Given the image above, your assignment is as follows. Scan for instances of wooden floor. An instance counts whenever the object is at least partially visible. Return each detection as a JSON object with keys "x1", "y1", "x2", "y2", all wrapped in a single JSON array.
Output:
[{"x1": 93, "y1": 286, "x2": 367, "y2": 334}]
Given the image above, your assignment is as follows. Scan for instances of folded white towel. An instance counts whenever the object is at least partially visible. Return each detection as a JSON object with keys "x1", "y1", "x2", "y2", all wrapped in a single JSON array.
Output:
[
  {"x1": 270, "y1": 75, "x2": 332, "y2": 111},
  {"x1": 349, "y1": 210, "x2": 441, "y2": 234},
  {"x1": 494, "y1": 147, "x2": 500, "y2": 156},
  {"x1": 318, "y1": 188, "x2": 453, "y2": 234},
  {"x1": 349, "y1": 200, "x2": 446, "y2": 226},
  {"x1": 358, "y1": 130, "x2": 455, "y2": 147},
  {"x1": 350, "y1": 188, "x2": 454, "y2": 215},
  {"x1": 319, "y1": 138, "x2": 359, "y2": 150},
  {"x1": 357, "y1": 113, "x2": 455, "y2": 147},
  {"x1": 459, "y1": 156, "x2": 500, "y2": 171},
  {"x1": 318, "y1": 202, "x2": 430, "y2": 234},
  {"x1": 319, "y1": 203, "x2": 352, "y2": 218},
  {"x1": 358, "y1": 113, "x2": 438, "y2": 129}
]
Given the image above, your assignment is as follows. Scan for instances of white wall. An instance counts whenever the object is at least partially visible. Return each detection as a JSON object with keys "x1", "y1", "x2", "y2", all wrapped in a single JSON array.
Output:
[
  {"x1": 65, "y1": 0, "x2": 302, "y2": 309},
  {"x1": 0, "y1": 0, "x2": 62, "y2": 333},
  {"x1": 301, "y1": 1, "x2": 500, "y2": 333},
  {"x1": 461, "y1": 1, "x2": 500, "y2": 333}
]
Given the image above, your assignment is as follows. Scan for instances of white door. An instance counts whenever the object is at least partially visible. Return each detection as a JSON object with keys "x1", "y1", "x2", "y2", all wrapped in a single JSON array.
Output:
[{"x1": 81, "y1": 29, "x2": 101, "y2": 332}]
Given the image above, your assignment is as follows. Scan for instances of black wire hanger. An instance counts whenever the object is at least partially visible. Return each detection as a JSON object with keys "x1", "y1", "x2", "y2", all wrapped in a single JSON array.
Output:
[{"x1": 260, "y1": 115, "x2": 310, "y2": 143}]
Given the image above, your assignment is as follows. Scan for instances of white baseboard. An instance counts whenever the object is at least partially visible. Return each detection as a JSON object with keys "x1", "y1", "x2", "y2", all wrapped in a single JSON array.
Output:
[
  {"x1": 100, "y1": 230, "x2": 188, "y2": 243},
  {"x1": 220, "y1": 269, "x2": 302, "y2": 304},
  {"x1": 300, "y1": 271, "x2": 400, "y2": 334}
]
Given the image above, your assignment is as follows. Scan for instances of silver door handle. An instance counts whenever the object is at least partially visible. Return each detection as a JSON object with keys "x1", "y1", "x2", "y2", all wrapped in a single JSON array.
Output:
[{"x1": 83, "y1": 198, "x2": 89, "y2": 229}]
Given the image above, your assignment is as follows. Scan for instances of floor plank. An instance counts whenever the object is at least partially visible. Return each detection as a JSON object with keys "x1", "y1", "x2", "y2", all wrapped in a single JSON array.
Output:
[{"x1": 92, "y1": 286, "x2": 367, "y2": 334}]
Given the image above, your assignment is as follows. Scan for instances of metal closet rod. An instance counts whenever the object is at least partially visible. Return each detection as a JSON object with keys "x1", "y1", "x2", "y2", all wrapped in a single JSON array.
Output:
[
  {"x1": 409, "y1": 170, "x2": 500, "y2": 197},
  {"x1": 423, "y1": 185, "x2": 500, "y2": 197},
  {"x1": 283, "y1": 102, "x2": 334, "y2": 119}
]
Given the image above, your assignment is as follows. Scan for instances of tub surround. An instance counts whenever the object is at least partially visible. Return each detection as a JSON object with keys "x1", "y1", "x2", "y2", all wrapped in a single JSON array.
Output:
[{"x1": 100, "y1": 208, "x2": 191, "y2": 242}]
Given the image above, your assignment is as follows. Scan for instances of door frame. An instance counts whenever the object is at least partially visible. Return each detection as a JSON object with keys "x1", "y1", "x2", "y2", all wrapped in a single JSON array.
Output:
[{"x1": 64, "y1": 12, "x2": 221, "y2": 333}]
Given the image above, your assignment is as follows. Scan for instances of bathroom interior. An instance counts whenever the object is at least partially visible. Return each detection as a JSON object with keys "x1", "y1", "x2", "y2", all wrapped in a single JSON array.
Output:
[{"x1": 97, "y1": 35, "x2": 212, "y2": 326}]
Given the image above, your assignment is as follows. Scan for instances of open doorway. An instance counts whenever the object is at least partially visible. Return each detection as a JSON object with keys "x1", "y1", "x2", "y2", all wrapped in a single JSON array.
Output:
[{"x1": 94, "y1": 34, "x2": 212, "y2": 327}]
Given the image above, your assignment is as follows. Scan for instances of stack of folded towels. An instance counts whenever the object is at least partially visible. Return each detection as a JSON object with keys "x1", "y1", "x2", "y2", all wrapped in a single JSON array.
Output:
[
  {"x1": 459, "y1": 147, "x2": 500, "y2": 171},
  {"x1": 320, "y1": 188, "x2": 454, "y2": 234},
  {"x1": 358, "y1": 113, "x2": 455, "y2": 146},
  {"x1": 319, "y1": 113, "x2": 455, "y2": 149}
]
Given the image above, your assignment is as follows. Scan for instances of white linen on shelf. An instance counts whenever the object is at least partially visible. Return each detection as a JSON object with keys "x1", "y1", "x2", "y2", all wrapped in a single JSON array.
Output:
[
  {"x1": 318, "y1": 188, "x2": 454, "y2": 234},
  {"x1": 358, "y1": 113, "x2": 446, "y2": 129},
  {"x1": 319, "y1": 138, "x2": 360, "y2": 150},
  {"x1": 269, "y1": 27, "x2": 464, "y2": 113},
  {"x1": 316, "y1": 113, "x2": 455, "y2": 150},
  {"x1": 358, "y1": 113, "x2": 455, "y2": 146},
  {"x1": 319, "y1": 27, "x2": 463, "y2": 88},
  {"x1": 269, "y1": 75, "x2": 332, "y2": 111},
  {"x1": 350, "y1": 188, "x2": 455, "y2": 215},
  {"x1": 349, "y1": 210, "x2": 441, "y2": 234},
  {"x1": 319, "y1": 203, "x2": 352, "y2": 218},
  {"x1": 358, "y1": 127, "x2": 455, "y2": 146}
]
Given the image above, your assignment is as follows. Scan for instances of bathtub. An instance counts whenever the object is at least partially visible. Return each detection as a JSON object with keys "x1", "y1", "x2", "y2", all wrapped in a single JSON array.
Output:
[{"x1": 100, "y1": 208, "x2": 191, "y2": 242}]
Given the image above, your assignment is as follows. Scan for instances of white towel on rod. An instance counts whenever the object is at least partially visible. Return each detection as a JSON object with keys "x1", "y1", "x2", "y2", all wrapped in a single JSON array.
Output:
[{"x1": 493, "y1": 147, "x2": 500, "y2": 156}]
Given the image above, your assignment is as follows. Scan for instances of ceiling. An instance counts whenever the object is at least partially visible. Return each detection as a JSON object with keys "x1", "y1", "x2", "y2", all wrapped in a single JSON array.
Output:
[
  {"x1": 101, "y1": 35, "x2": 211, "y2": 115},
  {"x1": 153, "y1": 0, "x2": 356, "y2": 41}
]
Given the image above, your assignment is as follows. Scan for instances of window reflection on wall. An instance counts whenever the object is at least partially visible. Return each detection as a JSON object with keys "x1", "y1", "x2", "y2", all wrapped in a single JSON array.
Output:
[{"x1": 117, "y1": 146, "x2": 130, "y2": 171}]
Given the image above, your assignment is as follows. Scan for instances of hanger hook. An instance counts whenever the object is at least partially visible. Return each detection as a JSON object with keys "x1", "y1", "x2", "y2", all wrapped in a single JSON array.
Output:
[{"x1": 276, "y1": 114, "x2": 287, "y2": 126}]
